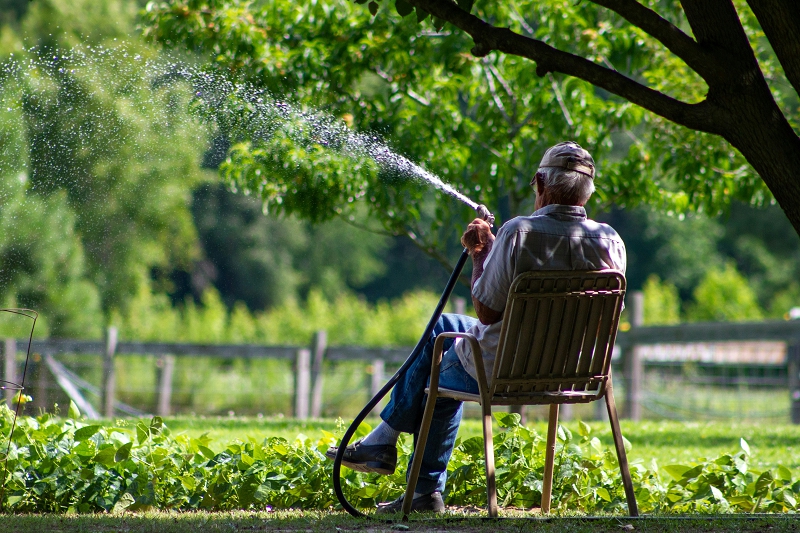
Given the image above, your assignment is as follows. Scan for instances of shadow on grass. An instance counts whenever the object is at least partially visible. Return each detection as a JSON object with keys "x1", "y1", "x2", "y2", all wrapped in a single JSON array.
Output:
[{"x1": 3, "y1": 511, "x2": 800, "y2": 533}]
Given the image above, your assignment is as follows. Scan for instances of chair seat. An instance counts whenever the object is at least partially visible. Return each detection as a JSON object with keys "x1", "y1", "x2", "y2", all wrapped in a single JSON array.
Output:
[
  {"x1": 425, "y1": 386, "x2": 602, "y2": 404},
  {"x1": 424, "y1": 386, "x2": 481, "y2": 402}
]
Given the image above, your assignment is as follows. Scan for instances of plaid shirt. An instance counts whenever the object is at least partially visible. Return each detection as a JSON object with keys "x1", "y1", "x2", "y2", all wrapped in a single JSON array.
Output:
[{"x1": 455, "y1": 204, "x2": 627, "y2": 381}]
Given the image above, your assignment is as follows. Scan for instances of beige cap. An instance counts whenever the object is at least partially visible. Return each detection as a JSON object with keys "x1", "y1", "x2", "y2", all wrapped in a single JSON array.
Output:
[{"x1": 538, "y1": 141, "x2": 595, "y2": 179}]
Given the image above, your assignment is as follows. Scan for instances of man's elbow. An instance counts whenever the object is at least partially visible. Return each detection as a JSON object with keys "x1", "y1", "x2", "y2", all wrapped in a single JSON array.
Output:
[{"x1": 474, "y1": 299, "x2": 503, "y2": 325}]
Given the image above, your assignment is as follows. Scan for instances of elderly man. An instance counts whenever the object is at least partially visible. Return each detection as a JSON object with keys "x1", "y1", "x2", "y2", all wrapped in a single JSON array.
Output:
[{"x1": 326, "y1": 141, "x2": 626, "y2": 513}]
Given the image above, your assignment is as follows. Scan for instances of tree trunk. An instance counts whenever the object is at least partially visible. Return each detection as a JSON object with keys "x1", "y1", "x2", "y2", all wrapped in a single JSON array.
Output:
[{"x1": 708, "y1": 75, "x2": 800, "y2": 237}]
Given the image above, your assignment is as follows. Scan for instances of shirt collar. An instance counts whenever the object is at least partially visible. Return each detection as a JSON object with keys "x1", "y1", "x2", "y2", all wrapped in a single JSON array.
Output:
[{"x1": 532, "y1": 204, "x2": 587, "y2": 219}]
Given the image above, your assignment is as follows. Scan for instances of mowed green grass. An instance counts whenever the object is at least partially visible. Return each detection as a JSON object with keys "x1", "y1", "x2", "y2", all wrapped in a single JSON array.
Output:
[
  {"x1": 163, "y1": 415, "x2": 800, "y2": 473},
  {"x1": 6, "y1": 511, "x2": 800, "y2": 533}
]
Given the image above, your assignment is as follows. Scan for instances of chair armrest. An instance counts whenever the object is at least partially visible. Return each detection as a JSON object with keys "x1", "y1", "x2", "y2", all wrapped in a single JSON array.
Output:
[{"x1": 432, "y1": 332, "x2": 491, "y2": 400}]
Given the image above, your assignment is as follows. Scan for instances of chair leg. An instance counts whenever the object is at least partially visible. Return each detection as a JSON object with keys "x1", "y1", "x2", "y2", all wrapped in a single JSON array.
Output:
[
  {"x1": 605, "y1": 379, "x2": 639, "y2": 517},
  {"x1": 541, "y1": 403, "x2": 559, "y2": 514},
  {"x1": 481, "y1": 402, "x2": 498, "y2": 517},
  {"x1": 402, "y1": 387, "x2": 439, "y2": 517}
]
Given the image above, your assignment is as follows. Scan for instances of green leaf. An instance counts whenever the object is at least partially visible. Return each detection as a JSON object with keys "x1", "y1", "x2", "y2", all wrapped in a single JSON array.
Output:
[
  {"x1": 354, "y1": 0, "x2": 369, "y2": 4},
  {"x1": 783, "y1": 490, "x2": 796, "y2": 508},
  {"x1": 734, "y1": 455, "x2": 748, "y2": 474},
  {"x1": 578, "y1": 420, "x2": 591, "y2": 438},
  {"x1": 112, "y1": 493, "x2": 135, "y2": 513},
  {"x1": 755, "y1": 470, "x2": 774, "y2": 495},
  {"x1": 664, "y1": 464, "x2": 692, "y2": 480},
  {"x1": 253, "y1": 484, "x2": 270, "y2": 502},
  {"x1": 494, "y1": 412, "x2": 521, "y2": 428},
  {"x1": 590, "y1": 437, "x2": 602, "y2": 454},
  {"x1": 395, "y1": 0, "x2": 413, "y2": 16},
  {"x1": 198, "y1": 445, "x2": 217, "y2": 460},
  {"x1": 596, "y1": 487, "x2": 611, "y2": 501},
  {"x1": 92, "y1": 446, "x2": 117, "y2": 467},
  {"x1": 416, "y1": 6, "x2": 429, "y2": 22},
  {"x1": 115, "y1": 442, "x2": 133, "y2": 463},
  {"x1": 68, "y1": 400, "x2": 81, "y2": 420},
  {"x1": 150, "y1": 416, "x2": 163, "y2": 434},
  {"x1": 432, "y1": 16, "x2": 445, "y2": 31},
  {"x1": 74, "y1": 425, "x2": 101, "y2": 442},
  {"x1": 368, "y1": 1, "x2": 378, "y2": 16},
  {"x1": 136, "y1": 422, "x2": 149, "y2": 444},
  {"x1": 74, "y1": 441, "x2": 96, "y2": 457},
  {"x1": 710, "y1": 485, "x2": 726, "y2": 503},
  {"x1": 740, "y1": 438, "x2": 751, "y2": 456},
  {"x1": 777, "y1": 465, "x2": 793, "y2": 482},
  {"x1": 729, "y1": 495, "x2": 755, "y2": 511}
]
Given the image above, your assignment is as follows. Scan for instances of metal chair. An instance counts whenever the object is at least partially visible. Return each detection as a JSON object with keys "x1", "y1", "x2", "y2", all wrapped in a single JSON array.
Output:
[{"x1": 402, "y1": 269, "x2": 638, "y2": 517}]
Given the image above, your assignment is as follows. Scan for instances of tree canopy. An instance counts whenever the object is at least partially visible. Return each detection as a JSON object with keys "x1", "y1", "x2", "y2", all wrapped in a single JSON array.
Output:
[
  {"x1": 362, "y1": 0, "x2": 800, "y2": 235},
  {"x1": 141, "y1": 0, "x2": 795, "y2": 266}
]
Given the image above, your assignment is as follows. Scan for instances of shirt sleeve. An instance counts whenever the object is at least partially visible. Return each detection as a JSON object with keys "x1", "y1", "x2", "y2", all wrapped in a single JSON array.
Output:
[{"x1": 472, "y1": 222, "x2": 517, "y2": 312}]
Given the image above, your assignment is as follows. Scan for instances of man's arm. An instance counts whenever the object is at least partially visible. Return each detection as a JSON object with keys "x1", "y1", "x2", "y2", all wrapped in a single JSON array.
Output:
[{"x1": 461, "y1": 219, "x2": 503, "y2": 325}]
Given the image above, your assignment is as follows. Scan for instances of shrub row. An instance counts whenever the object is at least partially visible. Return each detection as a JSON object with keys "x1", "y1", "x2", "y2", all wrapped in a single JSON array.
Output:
[{"x1": 1, "y1": 404, "x2": 797, "y2": 514}]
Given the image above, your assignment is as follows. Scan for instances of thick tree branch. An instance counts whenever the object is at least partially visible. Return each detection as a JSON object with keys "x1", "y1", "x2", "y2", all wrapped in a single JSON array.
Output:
[
  {"x1": 408, "y1": 0, "x2": 720, "y2": 134},
  {"x1": 746, "y1": 0, "x2": 800, "y2": 96},
  {"x1": 680, "y1": 0, "x2": 775, "y2": 112},
  {"x1": 588, "y1": 0, "x2": 722, "y2": 81},
  {"x1": 681, "y1": 0, "x2": 758, "y2": 70}
]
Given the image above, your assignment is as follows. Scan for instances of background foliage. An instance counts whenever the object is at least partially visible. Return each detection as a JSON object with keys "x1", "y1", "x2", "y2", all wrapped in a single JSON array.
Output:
[{"x1": 0, "y1": 0, "x2": 798, "y2": 344}]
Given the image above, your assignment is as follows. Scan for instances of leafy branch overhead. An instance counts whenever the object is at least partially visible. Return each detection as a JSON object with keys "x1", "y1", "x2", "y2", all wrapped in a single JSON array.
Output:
[
  {"x1": 143, "y1": 0, "x2": 786, "y2": 273},
  {"x1": 362, "y1": 0, "x2": 800, "y2": 237}
]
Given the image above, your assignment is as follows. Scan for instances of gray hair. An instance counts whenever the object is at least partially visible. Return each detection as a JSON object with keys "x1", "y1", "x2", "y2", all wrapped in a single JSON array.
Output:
[{"x1": 537, "y1": 166, "x2": 595, "y2": 205}]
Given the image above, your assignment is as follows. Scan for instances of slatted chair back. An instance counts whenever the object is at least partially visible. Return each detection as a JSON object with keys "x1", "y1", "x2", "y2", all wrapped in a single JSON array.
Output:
[
  {"x1": 402, "y1": 269, "x2": 637, "y2": 518},
  {"x1": 489, "y1": 269, "x2": 626, "y2": 405}
]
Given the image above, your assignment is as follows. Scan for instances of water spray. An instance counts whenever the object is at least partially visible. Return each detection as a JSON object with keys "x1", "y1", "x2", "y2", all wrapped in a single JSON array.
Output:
[
  {"x1": 332, "y1": 203, "x2": 494, "y2": 519},
  {"x1": 0, "y1": 309, "x2": 37, "y2": 510},
  {"x1": 2, "y1": 46, "x2": 497, "y2": 516}
]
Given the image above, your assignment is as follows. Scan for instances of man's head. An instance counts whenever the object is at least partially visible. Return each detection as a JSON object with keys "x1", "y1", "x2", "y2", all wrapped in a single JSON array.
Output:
[{"x1": 530, "y1": 141, "x2": 596, "y2": 209}]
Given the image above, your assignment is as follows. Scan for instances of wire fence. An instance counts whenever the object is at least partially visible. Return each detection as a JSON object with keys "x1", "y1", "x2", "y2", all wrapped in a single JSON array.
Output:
[
  {"x1": 5, "y1": 290, "x2": 800, "y2": 423},
  {"x1": 5, "y1": 343, "x2": 796, "y2": 424}
]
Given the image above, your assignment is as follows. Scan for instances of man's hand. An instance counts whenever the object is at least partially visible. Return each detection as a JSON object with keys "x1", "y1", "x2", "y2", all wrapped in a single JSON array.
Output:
[{"x1": 461, "y1": 218, "x2": 494, "y2": 256}]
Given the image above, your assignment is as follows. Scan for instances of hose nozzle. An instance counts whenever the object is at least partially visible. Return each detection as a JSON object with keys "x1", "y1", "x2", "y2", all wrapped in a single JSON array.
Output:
[{"x1": 475, "y1": 204, "x2": 495, "y2": 227}]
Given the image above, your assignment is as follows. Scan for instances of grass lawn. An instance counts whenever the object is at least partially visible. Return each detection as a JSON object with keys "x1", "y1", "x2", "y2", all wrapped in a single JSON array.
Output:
[{"x1": 5, "y1": 511, "x2": 800, "y2": 533}]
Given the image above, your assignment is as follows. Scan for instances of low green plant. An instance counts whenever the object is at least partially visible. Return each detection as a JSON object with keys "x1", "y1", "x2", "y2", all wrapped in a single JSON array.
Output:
[{"x1": 1, "y1": 405, "x2": 798, "y2": 514}]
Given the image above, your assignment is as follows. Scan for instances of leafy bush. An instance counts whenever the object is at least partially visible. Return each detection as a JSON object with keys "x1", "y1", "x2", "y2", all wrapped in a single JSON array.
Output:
[
  {"x1": 1, "y1": 405, "x2": 799, "y2": 514},
  {"x1": 642, "y1": 274, "x2": 681, "y2": 326},
  {"x1": 114, "y1": 285, "x2": 444, "y2": 346},
  {"x1": 686, "y1": 263, "x2": 764, "y2": 322}
]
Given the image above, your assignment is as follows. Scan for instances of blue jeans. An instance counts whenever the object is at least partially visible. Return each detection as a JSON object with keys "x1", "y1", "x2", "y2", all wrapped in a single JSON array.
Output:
[{"x1": 380, "y1": 313, "x2": 480, "y2": 495}]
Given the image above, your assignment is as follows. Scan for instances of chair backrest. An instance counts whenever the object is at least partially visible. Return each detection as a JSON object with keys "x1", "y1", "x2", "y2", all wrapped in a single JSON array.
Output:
[{"x1": 489, "y1": 269, "x2": 626, "y2": 405}]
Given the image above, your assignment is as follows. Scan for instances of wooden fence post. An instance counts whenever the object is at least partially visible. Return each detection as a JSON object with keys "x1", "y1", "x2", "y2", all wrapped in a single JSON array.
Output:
[
  {"x1": 32, "y1": 352, "x2": 49, "y2": 412},
  {"x1": 4, "y1": 338, "x2": 15, "y2": 406},
  {"x1": 294, "y1": 348, "x2": 311, "y2": 419},
  {"x1": 157, "y1": 355, "x2": 175, "y2": 417},
  {"x1": 788, "y1": 343, "x2": 800, "y2": 424},
  {"x1": 310, "y1": 330, "x2": 326, "y2": 419},
  {"x1": 623, "y1": 291, "x2": 644, "y2": 420},
  {"x1": 370, "y1": 358, "x2": 385, "y2": 416},
  {"x1": 102, "y1": 326, "x2": 118, "y2": 419}
]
